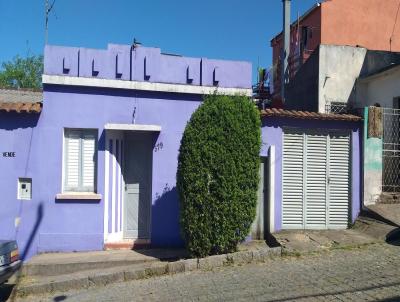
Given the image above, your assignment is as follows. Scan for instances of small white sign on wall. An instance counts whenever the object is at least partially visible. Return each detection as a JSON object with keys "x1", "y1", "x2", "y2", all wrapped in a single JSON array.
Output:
[{"x1": 18, "y1": 178, "x2": 32, "y2": 200}]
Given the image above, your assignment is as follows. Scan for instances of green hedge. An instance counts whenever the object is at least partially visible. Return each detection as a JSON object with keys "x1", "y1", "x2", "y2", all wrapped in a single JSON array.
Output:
[{"x1": 177, "y1": 94, "x2": 261, "y2": 257}]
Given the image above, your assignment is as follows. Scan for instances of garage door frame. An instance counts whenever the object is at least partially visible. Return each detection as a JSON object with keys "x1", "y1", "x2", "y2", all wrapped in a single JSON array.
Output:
[{"x1": 281, "y1": 127, "x2": 352, "y2": 230}]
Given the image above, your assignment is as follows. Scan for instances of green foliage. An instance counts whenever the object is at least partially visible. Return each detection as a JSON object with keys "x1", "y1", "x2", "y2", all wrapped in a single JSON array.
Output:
[
  {"x1": 177, "y1": 94, "x2": 261, "y2": 257},
  {"x1": 0, "y1": 55, "x2": 43, "y2": 89}
]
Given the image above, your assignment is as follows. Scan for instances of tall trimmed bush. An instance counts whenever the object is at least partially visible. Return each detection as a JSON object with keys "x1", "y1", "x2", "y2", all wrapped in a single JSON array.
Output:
[{"x1": 177, "y1": 94, "x2": 261, "y2": 257}]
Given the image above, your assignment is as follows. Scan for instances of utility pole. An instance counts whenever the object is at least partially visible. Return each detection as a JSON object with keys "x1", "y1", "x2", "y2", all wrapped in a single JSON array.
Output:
[
  {"x1": 281, "y1": 0, "x2": 291, "y2": 105},
  {"x1": 45, "y1": 0, "x2": 56, "y2": 45}
]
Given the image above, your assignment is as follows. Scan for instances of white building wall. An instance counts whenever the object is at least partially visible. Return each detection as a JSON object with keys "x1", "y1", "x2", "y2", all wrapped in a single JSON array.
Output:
[
  {"x1": 356, "y1": 66, "x2": 400, "y2": 108},
  {"x1": 318, "y1": 45, "x2": 367, "y2": 113}
]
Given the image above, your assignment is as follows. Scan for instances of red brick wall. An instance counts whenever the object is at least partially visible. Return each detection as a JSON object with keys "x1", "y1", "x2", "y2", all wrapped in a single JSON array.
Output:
[{"x1": 271, "y1": 6, "x2": 322, "y2": 101}]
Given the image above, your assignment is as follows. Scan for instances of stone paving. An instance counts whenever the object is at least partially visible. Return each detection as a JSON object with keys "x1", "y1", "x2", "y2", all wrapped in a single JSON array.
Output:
[{"x1": 12, "y1": 243, "x2": 400, "y2": 302}]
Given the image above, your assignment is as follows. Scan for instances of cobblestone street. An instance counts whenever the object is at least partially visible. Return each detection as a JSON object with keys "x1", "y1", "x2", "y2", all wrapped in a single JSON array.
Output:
[{"x1": 13, "y1": 243, "x2": 400, "y2": 302}]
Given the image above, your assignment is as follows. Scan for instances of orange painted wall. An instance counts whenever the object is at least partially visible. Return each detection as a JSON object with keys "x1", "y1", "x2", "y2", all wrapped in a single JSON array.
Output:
[{"x1": 321, "y1": 0, "x2": 400, "y2": 51}]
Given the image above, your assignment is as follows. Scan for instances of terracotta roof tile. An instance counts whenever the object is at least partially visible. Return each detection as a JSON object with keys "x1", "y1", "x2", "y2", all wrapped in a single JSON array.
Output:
[
  {"x1": 0, "y1": 88, "x2": 43, "y2": 114},
  {"x1": 31, "y1": 103, "x2": 42, "y2": 113},
  {"x1": 260, "y1": 108, "x2": 361, "y2": 122},
  {"x1": 0, "y1": 102, "x2": 42, "y2": 113}
]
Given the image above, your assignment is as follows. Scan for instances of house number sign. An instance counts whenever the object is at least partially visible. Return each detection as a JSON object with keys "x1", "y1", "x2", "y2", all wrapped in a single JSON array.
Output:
[{"x1": 2, "y1": 152, "x2": 16, "y2": 157}]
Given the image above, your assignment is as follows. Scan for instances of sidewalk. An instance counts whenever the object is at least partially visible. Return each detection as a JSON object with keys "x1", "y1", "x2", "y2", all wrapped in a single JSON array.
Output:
[
  {"x1": 9, "y1": 242, "x2": 280, "y2": 298},
  {"x1": 8, "y1": 204, "x2": 400, "y2": 299},
  {"x1": 273, "y1": 204, "x2": 400, "y2": 255},
  {"x1": 21, "y1": 248, "x2": 188, "y2": 277}
]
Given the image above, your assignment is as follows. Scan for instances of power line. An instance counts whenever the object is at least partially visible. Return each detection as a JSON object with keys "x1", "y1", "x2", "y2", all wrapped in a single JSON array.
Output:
[
  {"x1": 45, "y1": 0, "x2": 56, "y2": 45},
  {"x1": 390, "y1": 0, "x2": 400, "y2": 51}
]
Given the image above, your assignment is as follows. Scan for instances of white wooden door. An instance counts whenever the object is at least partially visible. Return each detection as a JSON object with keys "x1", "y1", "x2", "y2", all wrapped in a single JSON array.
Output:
[{"x1": 282, "y1": 129, "x2": 350, "y2": 230}]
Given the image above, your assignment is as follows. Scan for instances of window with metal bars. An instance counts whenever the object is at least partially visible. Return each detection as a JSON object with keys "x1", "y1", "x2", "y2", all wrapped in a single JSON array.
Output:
[{"x1": 325, "y1": 101, "x2": 348, "y2": 114}]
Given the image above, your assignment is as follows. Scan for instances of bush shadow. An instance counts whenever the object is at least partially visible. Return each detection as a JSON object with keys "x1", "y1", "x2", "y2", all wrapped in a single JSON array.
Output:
[{"x1": 132, "y1": 186, "x2": 188, "y2": 261}]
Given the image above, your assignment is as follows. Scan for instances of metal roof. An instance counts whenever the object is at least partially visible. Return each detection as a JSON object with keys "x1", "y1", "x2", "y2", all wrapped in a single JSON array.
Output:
[{"x1": 359, "y1": 63, "x2": 400, "y2": 82}]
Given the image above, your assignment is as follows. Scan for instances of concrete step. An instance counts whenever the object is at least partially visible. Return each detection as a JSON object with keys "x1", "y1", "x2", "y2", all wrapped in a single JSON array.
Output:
[
  {"x1": 15, "y1": 261, "x2": 166, "y2": 297},
  {"x1": 22, "y1": 257, "x2": 157, "y2": 277},
  {"x1": 13, "y1": 246, "x2": 281, "y2": 298},
  {"x1": 364, "y1": 204, "x2": 400, "y2": 226},
  {"x1": 22, "y1": 248, "x2": 188, "y2": 277},
  {"x1": 378, "y1": 193, "x2": 400, "y2": 204}
]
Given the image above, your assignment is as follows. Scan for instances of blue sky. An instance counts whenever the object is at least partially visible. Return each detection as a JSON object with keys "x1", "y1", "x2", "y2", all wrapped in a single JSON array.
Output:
[{"x1": 0, "y1": 0, "x2": 317, "y2": 82}]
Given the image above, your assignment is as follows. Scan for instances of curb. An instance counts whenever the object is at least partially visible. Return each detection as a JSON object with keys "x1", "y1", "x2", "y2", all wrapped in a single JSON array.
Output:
[
  {"x1": 21, "y1": 258, "x2": 158, "y2": 277},
  {"x1": 15, "y1": 247, "x2": 281, "y2": 297}
]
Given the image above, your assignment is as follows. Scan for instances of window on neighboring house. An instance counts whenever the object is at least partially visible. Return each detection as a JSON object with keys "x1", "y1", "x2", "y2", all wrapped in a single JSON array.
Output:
[
  {"x1": 301, "y1": 26, "x2": 314, "y2": 53},
  {"x1": 64, "y1": 129, "x2": 98, "y2": 192},
  {"x1": 301, "y1": 27, "x2": 309, "y2": 50}
]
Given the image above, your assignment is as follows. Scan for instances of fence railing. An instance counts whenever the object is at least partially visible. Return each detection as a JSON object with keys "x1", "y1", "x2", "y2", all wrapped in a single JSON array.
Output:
[
  {"x1": 325, "y1": 101, "x2": 348, "y2": 114},
  {"x1": 382, "y1": 108, "x2": 400, "y2": 193}
]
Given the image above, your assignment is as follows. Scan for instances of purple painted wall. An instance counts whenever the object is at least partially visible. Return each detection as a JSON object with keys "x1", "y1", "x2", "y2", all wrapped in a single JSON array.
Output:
[
  {"x1": 44, "y1": 44, "x2": 252, "y2": 88},
  {"x1": 0, "y1": 87, "x2": 204, "y2": 260},
  {"x1": 0, "y1": 113, "x2": 42, "y2": 261},
  {"x1": 261, "y1": 117, "x2": 362, "y2": 231},
  {"x1": 41, "y1": 86, "x2": 203, "y2": 250},
  {"x1": 0, "y1": 44, "x2": 252, "y2": 260}
]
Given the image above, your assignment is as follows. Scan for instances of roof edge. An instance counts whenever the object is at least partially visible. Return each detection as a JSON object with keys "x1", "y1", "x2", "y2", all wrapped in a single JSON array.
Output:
[
  {"x1": 0, "y1": 102, "x2": 42, "y2": 114},
  {"x1": 359, "y1": 63, "x2": 400, "y2": 82},
  {"x1": 260, "y1": 108, "x2": 362, "y2": 122},
  {"x1": 0, "y1": 86, "x2": 43, "y2": 93}
]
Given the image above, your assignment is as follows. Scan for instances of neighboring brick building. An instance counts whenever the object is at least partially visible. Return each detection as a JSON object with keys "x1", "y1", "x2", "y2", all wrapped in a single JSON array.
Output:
[{"x1": 271, "y1": 0, "x2": 400, "y2": 103}]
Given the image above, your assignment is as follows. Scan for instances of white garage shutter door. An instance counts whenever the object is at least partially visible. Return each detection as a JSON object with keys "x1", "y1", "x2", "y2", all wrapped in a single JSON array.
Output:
[
  {"x1": 328, "y1": 134, "x2": 350, "y2": 228},
  {"x1": 305, "y1": 134, "x2": 327, "y2": 228},
  {"x1": 282, "y1": 131, "x2": 304, "y2": 228},
  {"x1": 282, "y1": 130, "x2": 350, "y2": 230}
]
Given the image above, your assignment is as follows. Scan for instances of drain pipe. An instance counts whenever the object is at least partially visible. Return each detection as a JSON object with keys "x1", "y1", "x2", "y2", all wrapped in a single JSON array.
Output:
[{"x1": 281, "y1": 0, "x2": 291, "y2": 104}]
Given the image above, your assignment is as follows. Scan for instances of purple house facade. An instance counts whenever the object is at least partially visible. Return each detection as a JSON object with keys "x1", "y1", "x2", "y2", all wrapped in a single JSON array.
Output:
[
  {"x1": 0, "y1": 44, "x2": 251, "y2": 260},
  {"x1": 0, "y1": 43, "x2": 362, "y2": 261}
]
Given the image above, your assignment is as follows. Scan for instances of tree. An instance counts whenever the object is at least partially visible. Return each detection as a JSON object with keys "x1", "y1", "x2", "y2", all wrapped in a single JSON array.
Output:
[
  {"x1": 0, "y1": 55, "x2": 43, "y2": 89},
  {"x1": 177, "y1": 94, "x2": 261, "y2": 257}
]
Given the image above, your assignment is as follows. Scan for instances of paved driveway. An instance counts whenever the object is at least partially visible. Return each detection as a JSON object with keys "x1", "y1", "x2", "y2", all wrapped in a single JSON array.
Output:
[{"x1": 12, "y1": 243, "x2": 400, "y2": 302}]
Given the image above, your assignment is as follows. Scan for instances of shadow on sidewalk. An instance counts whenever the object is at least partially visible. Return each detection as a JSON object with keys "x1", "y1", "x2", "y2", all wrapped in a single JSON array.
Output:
[
  {"x1": 386, "y1": 228, "x2": 400, "y2": 246},
  {"x1": 360, "y1": 207, "x2": 400, "y2": 228},
  {"x1": 129, "y1": 247, "x2": 189, "y2": 262},
  {"x1": 265, "y1": 233, "x2": 282, "y2": 248},
  {"x1": 361, "y1": 206, "x2": 400, "y2": 246}
]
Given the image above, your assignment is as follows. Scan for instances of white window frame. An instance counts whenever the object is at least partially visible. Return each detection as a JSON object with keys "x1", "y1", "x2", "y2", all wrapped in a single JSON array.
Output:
[{"x1": 63, "y1": 128, "x2": 98, "y2": 193}]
